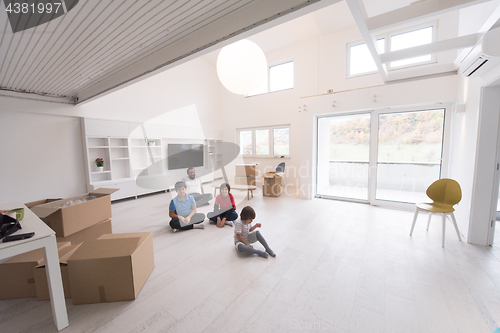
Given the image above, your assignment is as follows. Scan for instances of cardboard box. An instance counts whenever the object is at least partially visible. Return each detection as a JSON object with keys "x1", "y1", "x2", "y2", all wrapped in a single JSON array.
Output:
[
  {"x1": 234, "y1": 176, "x2": 256, "y2": 186},
  {"x1": 263, "y1": 172, "x2": 283, "y2": 185},
  {"x1": 235, "y1": 164, "x2": 257, "y2": 177},
  {"x1": 25, "y1": 198, "x2": 62, "y2": 209},
  {"x1": 30, "y1": 188, "x2": 118, "y2": 237},
  {"x1": 0, "y1": 242, "x2": 71, "y2": 300},
  {"x1": 56, "y1": 219, "x2": 112, "y2": 245},
  {"x1": 68, "y1": 232, "x2": 154, "y2": 305},
  {"x1": 34, "y1": 244, "x2": 82, "y2": 301},
  {"x1": 263, "y1": 184, "x2": 282, "y2": 197}
]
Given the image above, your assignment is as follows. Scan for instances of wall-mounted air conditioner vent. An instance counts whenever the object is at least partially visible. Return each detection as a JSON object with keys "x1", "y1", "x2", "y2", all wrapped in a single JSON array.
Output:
[{"x1": 459, "y1": 27, "x2": 500, "y2": 77}]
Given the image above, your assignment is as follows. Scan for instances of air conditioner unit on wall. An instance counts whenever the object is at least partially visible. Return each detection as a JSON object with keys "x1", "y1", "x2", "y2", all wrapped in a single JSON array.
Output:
[{"x1": 459, "y1": 27, "x2": 500, "y2": 77}]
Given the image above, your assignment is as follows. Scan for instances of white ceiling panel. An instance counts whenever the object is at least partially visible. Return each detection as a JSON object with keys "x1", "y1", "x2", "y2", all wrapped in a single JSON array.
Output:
[
  {"x1": 1, "y1": 0, "x2": 496, "y2": 105},
  {"x1": 0, "y1": 0, "x2": 336, "y2": 104}
]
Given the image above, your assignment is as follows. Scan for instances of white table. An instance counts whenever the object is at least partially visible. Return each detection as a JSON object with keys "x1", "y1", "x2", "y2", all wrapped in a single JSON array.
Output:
[{"x1": 0, "y1": 202, "x2": 69, "y2": 331}]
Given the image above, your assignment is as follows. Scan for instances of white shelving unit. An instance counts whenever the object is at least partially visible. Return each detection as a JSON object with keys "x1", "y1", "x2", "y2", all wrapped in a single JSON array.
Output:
[
  {"x1": 109, "y1": 138, "x2": 131, "y2": 182},
  {"x1": 206, "y1": 139, "x2": 223, "y2": 180},
  {"x1": 87, "y1": 137, "x2": 112, "y2": 183},
  {"x1": 81, "y1": 118, "x2": 221, "y2": 201},
  {"x1": 84, "y1": 135, "x2": 136, "y2": 201}
]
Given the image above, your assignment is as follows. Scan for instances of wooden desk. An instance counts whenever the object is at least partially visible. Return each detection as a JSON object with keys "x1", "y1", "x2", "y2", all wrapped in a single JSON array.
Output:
[
  {"x1": 212, "y1": 184, "x2": 256, "y2": 200},
  {"x1": 0, "y1": 202, "x2": 68, "y2": 331}
]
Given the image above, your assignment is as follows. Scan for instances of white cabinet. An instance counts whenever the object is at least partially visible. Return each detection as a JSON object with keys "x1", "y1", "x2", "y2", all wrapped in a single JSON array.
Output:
[
  {"x1": 206, "y1": 139, "x2": 223, "y2": 180},
  {"x1": 81, "y1": 118, "x2": 221, "y2": 200},
  {"x1": 85, "y1": 119, "x2": 129, "y2": 137},
  {"x1": 83, "y1": 135, "x2": 136, "y2": 200},
  {"x1": 109, "y1": 138, "x2": 131, "y2": 180}
]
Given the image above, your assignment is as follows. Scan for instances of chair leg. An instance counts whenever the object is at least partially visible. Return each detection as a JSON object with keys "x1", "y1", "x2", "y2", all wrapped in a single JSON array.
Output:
[
  {"x1": 426, "y1": 212, "x2": 432, "y2": 231},
  {"x1": 442, "y1": 214, "x2": 446, "y2": 248},
  {"x1": 449, "y1": 212, "x2": 462, "y2": 241},
  {"x1": 410, "y1": 207, "x2": 420, "y2": 236}
]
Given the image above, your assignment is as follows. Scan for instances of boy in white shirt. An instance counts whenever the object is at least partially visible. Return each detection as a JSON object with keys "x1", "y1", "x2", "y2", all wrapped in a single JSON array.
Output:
[{"x1": 182, "y1": 167, "x2": 213, "y2": 207}]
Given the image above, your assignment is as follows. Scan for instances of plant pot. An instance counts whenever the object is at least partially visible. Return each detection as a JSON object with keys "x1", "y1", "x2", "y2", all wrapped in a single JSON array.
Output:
[{"x1": 96, "y1": 166, "x2": 104, "y2": 172}]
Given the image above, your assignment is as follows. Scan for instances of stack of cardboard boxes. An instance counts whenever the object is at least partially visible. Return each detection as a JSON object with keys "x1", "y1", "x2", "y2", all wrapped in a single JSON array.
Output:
[
  {"x1": 262, "y1": 172, "x2": 283, "y2": 197},
  {"x1": 0, "y1": 188, "x2": 155, "y2": 305},
  {"x1": 235, "y1": 164, "x2": 258, "y2": 186}
]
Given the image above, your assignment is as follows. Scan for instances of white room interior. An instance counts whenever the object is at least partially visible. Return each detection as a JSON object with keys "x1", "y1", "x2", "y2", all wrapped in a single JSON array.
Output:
[{"x1": 2, "y1": 0, "x2": 500, "y2": 332}]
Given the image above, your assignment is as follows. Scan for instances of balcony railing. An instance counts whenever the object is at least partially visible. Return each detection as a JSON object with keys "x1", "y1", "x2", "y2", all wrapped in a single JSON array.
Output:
[{"x1": 317, "y1": 161, "x2": 441, "y2": 203}]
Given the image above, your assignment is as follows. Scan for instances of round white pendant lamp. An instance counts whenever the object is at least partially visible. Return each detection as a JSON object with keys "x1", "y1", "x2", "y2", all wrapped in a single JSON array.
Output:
[{"x1": 216, "y1": 39, "x2": 267, "y2": 95}]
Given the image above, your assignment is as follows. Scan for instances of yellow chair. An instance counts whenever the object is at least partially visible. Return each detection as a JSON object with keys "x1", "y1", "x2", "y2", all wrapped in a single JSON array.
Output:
[{"x1": 409, "y1": 178, "x2": 462, "y2": 247}]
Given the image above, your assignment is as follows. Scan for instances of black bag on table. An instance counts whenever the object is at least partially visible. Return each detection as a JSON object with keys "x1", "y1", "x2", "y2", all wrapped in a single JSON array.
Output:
[{"x1": 0, "y1": 213, "x2": 21, "y2": 240}]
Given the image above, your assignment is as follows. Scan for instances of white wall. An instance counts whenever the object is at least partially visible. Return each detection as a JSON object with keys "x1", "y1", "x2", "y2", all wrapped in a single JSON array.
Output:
[
  {"x1": 448, "y1": 62, "x2": 500, "y2": 245},
  {"x1": 468, "y1": 84, "x2": 500, "y2": 245},
  {"x1": 0, "y1": 57, "x2": 222, "y2": 203},
  {"x1": 219, "y1": 23, "x2": 460, "y2": 198},
  {"x1": 80, "y1": 57, "x2": 222, "y2": 135},
  {"x1": 0, "y1": 109, "x2": 86, "y2": 203},
  {"x1": 220, "y1": 37, "x2": 319, "y2": 188},
  {"x1": 448, "y1": 75, "x2": 481, "y2": 241},
  {"x1": 301, "y1": 75, "x2": 459, "y2": 199}
]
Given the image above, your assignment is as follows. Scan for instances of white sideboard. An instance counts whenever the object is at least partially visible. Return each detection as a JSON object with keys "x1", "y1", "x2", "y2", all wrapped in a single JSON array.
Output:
[{"x1": 81, "y1": 118, "x2": 221, "y2": 201}]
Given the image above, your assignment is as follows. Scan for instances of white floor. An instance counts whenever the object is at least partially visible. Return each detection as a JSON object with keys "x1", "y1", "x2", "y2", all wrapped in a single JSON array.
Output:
[{"x1": 2, "y1": 185, "x2": 500, "y2": 333}]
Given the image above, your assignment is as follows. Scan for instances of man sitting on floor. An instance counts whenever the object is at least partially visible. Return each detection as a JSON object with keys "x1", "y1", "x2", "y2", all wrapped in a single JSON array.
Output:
[{"x1": 182, "y1": 167, "x2": 213, "y2": 207}]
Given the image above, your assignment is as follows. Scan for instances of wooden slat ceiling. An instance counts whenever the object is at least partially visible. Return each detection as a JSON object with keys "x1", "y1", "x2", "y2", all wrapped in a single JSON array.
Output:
[{"x1": 0, "y1": 0, "x2": 333, "y2": 104}]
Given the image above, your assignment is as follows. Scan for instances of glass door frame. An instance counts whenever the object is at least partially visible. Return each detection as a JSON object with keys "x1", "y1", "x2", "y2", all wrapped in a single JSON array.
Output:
[
  {"x1": 487, "y1": 107, "x2": 500, "y2": 246},
  {"x1": 315, "y1": 103, "x2": 453, "y2": 210},
  {"x1": 315, "y1": 109, "x2": 373, "y2": 204}
]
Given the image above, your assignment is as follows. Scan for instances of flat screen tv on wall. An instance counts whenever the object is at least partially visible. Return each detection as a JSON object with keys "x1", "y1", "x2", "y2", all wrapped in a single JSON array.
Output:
[{"x1": 167, "y1": 144, "x2": 204, "y2": 170}]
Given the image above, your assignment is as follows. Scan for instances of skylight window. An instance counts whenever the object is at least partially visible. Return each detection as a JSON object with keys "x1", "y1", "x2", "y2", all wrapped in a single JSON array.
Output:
[
  {"x1": 347, "y1": 23, "x2": 436, "y2": 77},
  {"x1": 349, "y1": 39, "x2": 385, "y2": 76},
  {"x1": 390, "y1": 26, "x2": 433, "y2": 68}
]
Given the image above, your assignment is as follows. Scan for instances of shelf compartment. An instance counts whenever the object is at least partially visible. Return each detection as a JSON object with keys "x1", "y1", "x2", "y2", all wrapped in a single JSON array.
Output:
[
  {"x1": 146, "y1": 139, "x2": 161, "y2": 147},
  {"x1": 88, "y1": 147, "x2": 110, "y2": 172},
  {"x1": 111, "y1": 159, "x2": 131, "y2": 180},
  {"x1": 88, "y1": 137, "x2": 108, "y2": 147},
  {"x1": 130, "y1": 138, "x2": 147, "y2": 146},
  {"x1": 91, "y1": 172, "x2": 112, "y2": 182},
  {"x1": 110, "y1": 147, "x2": 129, "y2": 159},
  {"x1": 109, "y1": 138, "x2": 128, "y2": 147}
]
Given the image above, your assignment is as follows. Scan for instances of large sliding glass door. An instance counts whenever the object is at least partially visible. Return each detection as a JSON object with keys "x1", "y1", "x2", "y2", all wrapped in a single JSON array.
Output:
[
  {"x1": 316, "y1": 107, "x2": 447, "y2": 206},
  {"x1": 317, "y1": 113, "x2": 371, "y2": 201},
  {"x1": 375, "y1": 109, "x2": 445, "y2": 203}
]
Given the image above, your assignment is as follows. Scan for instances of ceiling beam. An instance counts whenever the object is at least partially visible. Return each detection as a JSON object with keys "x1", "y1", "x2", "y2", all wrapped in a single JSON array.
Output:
[
  {"x1": 380, "y1": 33, "x2": 480, "y2": 63},
  {"x1": 366, "y1": 0, "x2": 492, "y2": 32},
  {"x1": 346, "y1": 0, "x2": 388, "y2": 81}
]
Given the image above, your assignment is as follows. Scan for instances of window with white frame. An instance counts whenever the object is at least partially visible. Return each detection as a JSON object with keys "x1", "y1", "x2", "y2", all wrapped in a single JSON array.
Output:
[
  {"x1": 237, "y1": 126, "x2": 290, "y2": 157},
  {"x1": 270, "y1": 61, "x2": 294, "y2": 92},
  {"x1": 246, "y1": 61, "x2": 294, "y2": 96},
  {"x1": 347, "y1": 22, "x2": 437, "y2": 77},
  {"x1": 348, "y1": 38, "x2": 386, "y2": 76},
  {"x1": 239, "y1": 130, "x2": 252, "y2": 156}
]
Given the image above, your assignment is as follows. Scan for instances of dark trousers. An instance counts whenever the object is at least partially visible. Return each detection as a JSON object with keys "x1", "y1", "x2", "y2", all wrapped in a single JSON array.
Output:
[
  {"x1": 189, "y1": 193, "x2": 213, "y2": 207},
  {"x1": 207, "y1": 210, "x2": 238, "y2": 222},
  {"x1": 169, "y1": 212, "x2": 205, "y2": 230}
]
